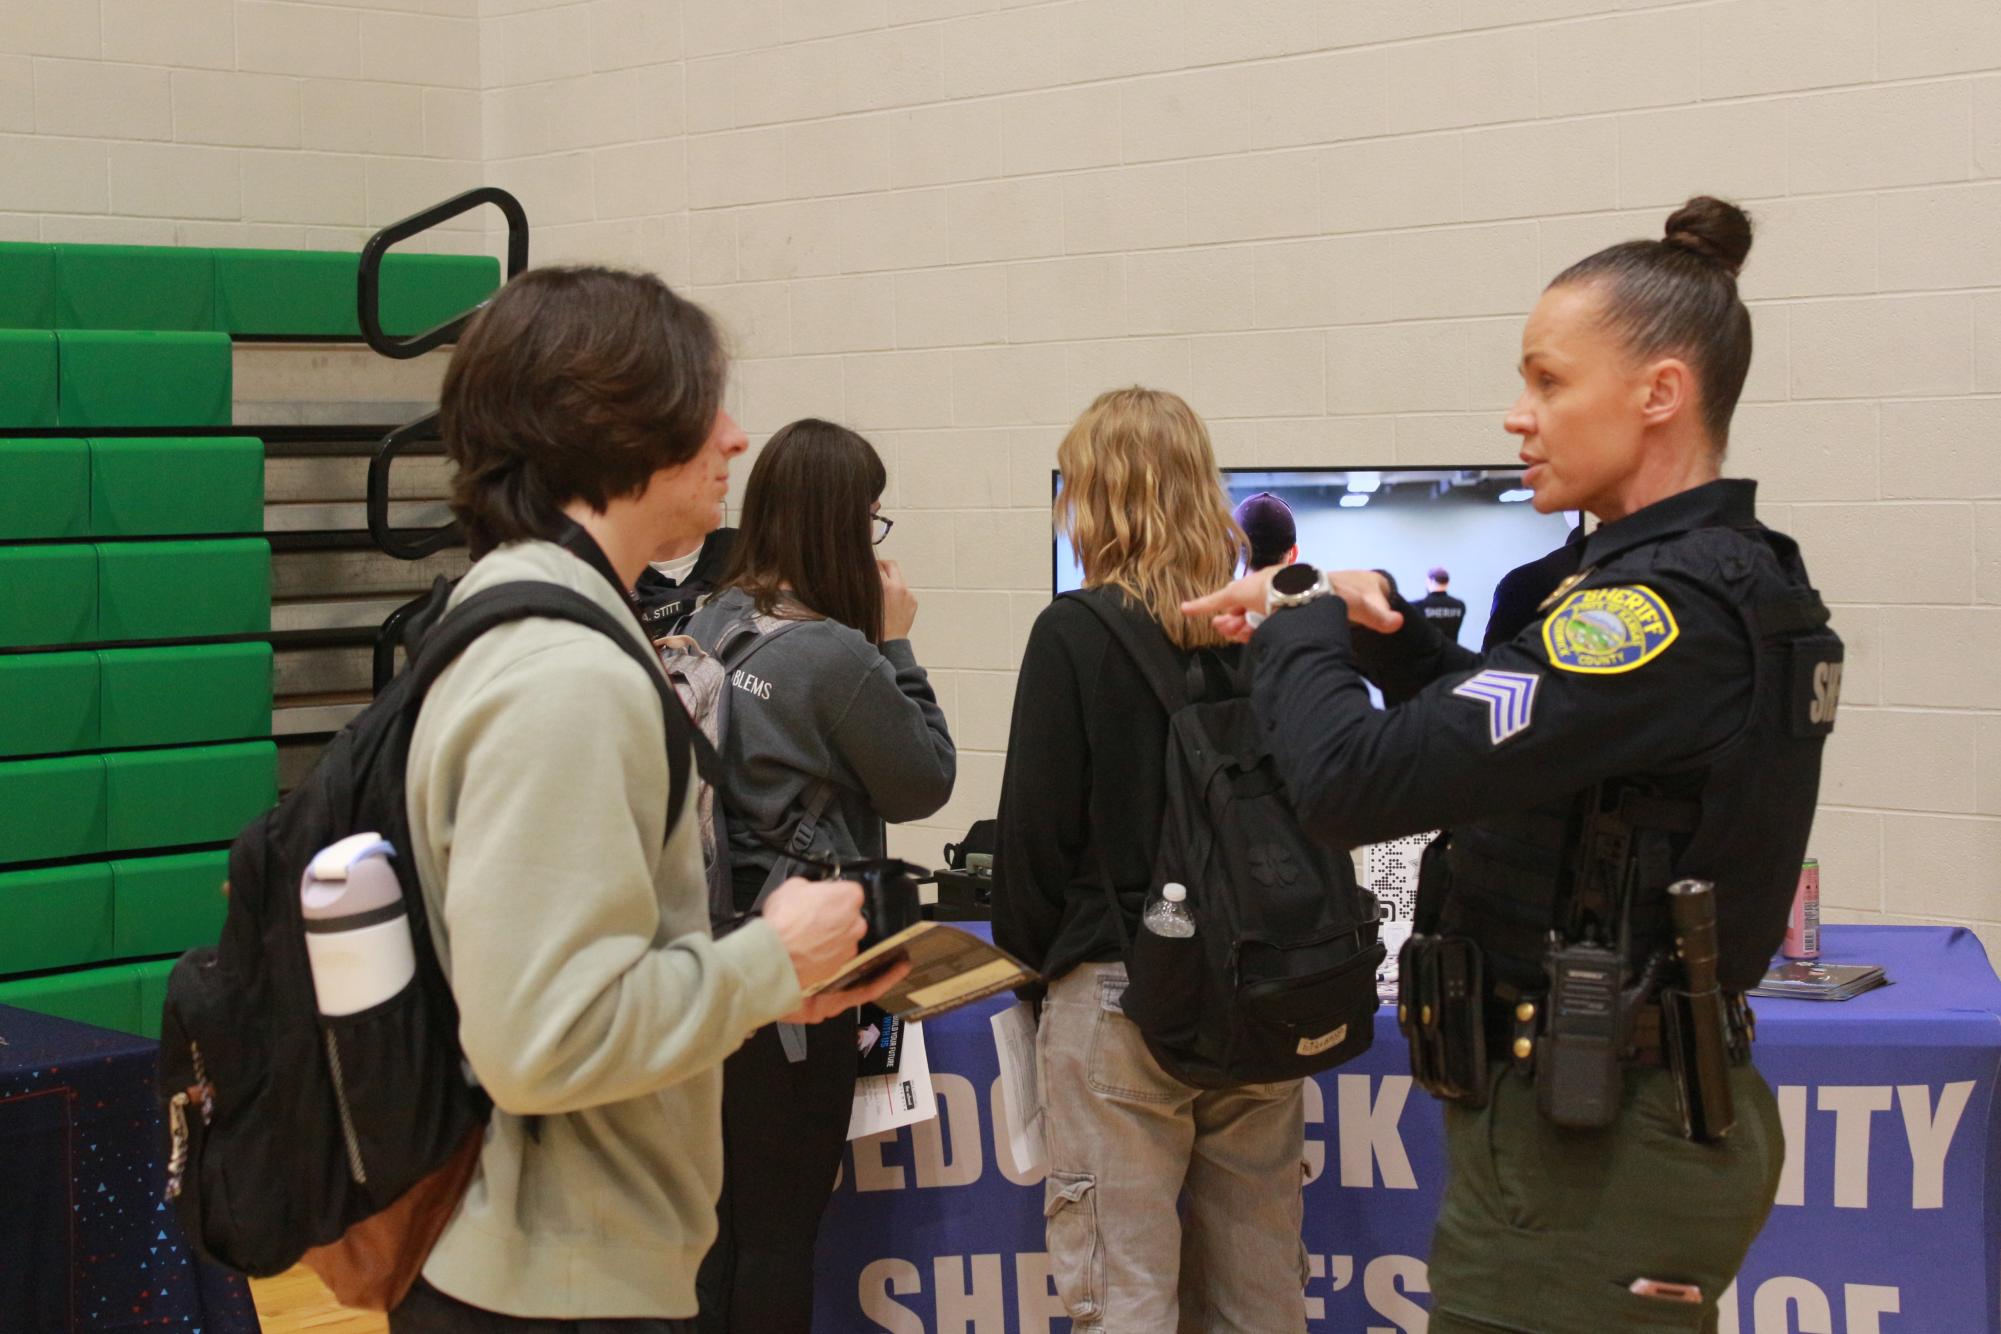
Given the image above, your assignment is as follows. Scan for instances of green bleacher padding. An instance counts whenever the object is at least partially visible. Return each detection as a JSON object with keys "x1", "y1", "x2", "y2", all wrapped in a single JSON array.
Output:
[
  {"x1": 0, "y1": 652, "x2": 99, "y2": 758},
  {"x1": 0, "y1": 329, "x2": 59, "y2": 428},
  {"x1": 55, "y1": 330, "x2": 231, "y2": 428},
  {"x1": 0, "y1": 545, "x2": 97, "y2": 649},
  {"x1": 0, "y1": 965, "x2": 138, "y2": 1034},
  {"x1": 90, "y1": 436, "x2": 263, "y2": 537},
  {"x1": 104, "y1": 741, "x2": 275, "y2": 853},
  {"x1": 53, "y1": 244, "x2": 215, "y2": 333},
  {"x1": 0, "y1": 242, "x2": 56, "y2": 329},
  {"x1": 112, "y1": 850, "x2": 228, "y2": 959},
  {"x1": 211, "y1": 248, "x2": 354, "y2": 336},
  {"x1": 0, "y1": 863, "x2": 115, "y2": 975},
  {"x1": 0, "y1": 438, "x2": 90, "y2": 539},
  {"x1": 382, "y1": 253, "x2": 503, "y2": 336},
  {"x1": 131, "y1": 958, "x2": 172, "y2": 1038},
  {"x1": 98, "y1": 643, "x2": 271, "y2": 750},
  {"x1": 0, "y1": 753, "x2": 105, "y2": 865},
  {"x1": 97, "y1": 538, "x2": 270, "y2": 641},
  {"x1": 212, "y1": 248, "x2": 501, "y2": 337}
]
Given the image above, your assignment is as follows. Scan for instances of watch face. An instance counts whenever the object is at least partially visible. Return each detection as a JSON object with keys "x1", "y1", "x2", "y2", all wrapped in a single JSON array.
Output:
[{"x1": 1271, "y1": 562, "x2": 1320, "y2": 597}]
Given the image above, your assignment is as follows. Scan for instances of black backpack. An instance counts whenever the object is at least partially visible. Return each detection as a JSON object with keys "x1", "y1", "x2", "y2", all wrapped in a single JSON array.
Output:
[
  {"x1": 1068, "y1": 591, "x2": 1385, "y2": 1088},
  {"x1": 158, "y1": 579, "x2": 696, "y2": 1278}
]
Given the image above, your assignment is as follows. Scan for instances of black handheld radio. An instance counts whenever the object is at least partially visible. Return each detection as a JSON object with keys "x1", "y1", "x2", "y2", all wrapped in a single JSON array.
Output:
[{"x1": 1535, "y1": 936, "x2": 1627, "y2": 1129}]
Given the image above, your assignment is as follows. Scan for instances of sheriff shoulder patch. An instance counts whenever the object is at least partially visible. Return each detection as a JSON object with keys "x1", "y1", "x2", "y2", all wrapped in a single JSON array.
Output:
[{"x1": 1540, "y1": 584, "x2": 1679, "y2": 675}]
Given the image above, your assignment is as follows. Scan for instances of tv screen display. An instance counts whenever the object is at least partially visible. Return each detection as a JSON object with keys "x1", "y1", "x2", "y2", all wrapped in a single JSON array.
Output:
[{"x1": 1053, "y1": 466, "x2": 1580, "y2": 652}]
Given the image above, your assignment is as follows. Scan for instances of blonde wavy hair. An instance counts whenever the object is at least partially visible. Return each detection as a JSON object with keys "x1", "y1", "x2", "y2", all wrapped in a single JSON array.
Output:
[{"x1": 1056, "y1": 387, "x2": 1244, "y2": 650}]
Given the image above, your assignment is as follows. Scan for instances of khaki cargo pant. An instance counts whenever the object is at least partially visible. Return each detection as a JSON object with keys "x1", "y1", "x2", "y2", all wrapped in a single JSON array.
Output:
[
  {"x1": 1037, "y1": 962, "x2": 1309, "y2": 1334},
  {"x1": 1427, "y1": 1060, "x2": 1785, "y2": 1334}
]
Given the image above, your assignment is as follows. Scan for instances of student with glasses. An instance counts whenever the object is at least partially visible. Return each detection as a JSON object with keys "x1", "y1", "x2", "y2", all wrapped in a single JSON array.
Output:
[{"x1": 686, "y1": 418, "x2": 956, "y2": 1332}]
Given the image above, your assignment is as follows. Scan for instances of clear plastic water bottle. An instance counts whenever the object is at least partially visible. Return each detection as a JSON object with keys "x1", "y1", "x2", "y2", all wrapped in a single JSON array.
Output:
[{"x1": 1142, "y1": 882, "x2": 1196, "y2": 938}]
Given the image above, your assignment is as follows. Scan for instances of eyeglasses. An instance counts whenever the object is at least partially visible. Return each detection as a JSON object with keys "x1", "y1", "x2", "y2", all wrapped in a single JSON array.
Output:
[{"x1": 871, "y1": 514, "x2": 894, "y2": 546}]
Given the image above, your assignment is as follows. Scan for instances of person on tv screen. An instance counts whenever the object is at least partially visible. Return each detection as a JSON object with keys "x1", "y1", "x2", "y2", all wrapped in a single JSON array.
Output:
[
  {"x1": 1233, "y1": 490, "x2": 1298, "y2": 573},
  {"x1": 1413, "y1": 566, "x2": 1467, "y2": 642}
]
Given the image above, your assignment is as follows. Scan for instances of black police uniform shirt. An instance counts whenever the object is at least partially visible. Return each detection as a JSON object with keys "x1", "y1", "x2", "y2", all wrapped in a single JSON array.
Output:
[
  {"x1": 631, "y1": 527, "x2": 735, "y2": 640},
  {"x1": 1251, "y1": 479, "x2": 1842, "y2": 994},
  {"x1": 1414, "y1": 590, "x2": 1468, "y2": 642},
  {"x1": 1480, "y1": 522, "x2": 1586, "y2": 651}
]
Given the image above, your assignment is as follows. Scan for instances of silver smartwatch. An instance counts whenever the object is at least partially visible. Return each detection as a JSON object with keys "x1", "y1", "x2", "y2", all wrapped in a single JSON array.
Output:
[{"x1": 1265, "y1": 562, "x2": 1330, "y2": 612}]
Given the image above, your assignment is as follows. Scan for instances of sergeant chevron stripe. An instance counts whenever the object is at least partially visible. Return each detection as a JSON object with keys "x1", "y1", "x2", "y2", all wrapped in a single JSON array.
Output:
[{"x1": 1451, "y1": 670, "x2": 1540, "y2": 746}]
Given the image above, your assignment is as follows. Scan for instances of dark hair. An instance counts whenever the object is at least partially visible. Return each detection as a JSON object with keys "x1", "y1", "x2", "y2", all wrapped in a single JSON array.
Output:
[
  {"x1": 1233, "y1": 491, "x2": 1296, "y2": 571},
  {"x1": 721, "y1": 419, "x2": 889, "y2": 644},
  {"x1": 439, "y1": 266, "x2": 726, "y2": 557},
  {"x1": 1549, "y1": 196, "x2": 1754, "y2": 446},
  {"x1": 1428, "y1": 567, "x2": 1450, "y2": 585}
]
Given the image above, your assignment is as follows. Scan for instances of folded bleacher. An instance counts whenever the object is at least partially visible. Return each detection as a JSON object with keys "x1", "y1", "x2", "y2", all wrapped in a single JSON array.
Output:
[{"x1": 0, "y1": 241, "x2": 497, "y2": 1036}]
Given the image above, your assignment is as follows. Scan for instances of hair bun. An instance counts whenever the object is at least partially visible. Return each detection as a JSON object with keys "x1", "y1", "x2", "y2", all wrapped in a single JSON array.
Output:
[{"x1": 1662, "y1": 196, "x2": 1753, "y2": 277}]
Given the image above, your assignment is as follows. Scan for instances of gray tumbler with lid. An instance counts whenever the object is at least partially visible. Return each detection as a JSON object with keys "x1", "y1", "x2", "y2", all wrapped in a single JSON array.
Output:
[{"x1": 300, "y1": 832, "x2": 416, "y2": 1016}]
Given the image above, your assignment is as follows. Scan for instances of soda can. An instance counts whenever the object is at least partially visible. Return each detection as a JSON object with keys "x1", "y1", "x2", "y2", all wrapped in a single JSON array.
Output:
[{"x1": 1783, "y1": 858, "x2": 1821, "y2": 960}]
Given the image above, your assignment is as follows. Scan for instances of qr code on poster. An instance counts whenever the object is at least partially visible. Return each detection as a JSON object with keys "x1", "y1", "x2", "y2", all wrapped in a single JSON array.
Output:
[
  {"x1": 1364, "y1": 831, "x2": 1437, "y2": 926},
  {"x1": 1363, "y1": 831, "x2": 1438, "y2": 995}
]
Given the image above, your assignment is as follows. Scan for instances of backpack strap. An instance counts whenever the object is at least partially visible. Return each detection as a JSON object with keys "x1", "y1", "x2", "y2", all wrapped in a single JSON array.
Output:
[
  {"x1": 406, "y1": 582, "x2": 701, "y2": 844},
  {"x1": 711, "y1": 609, "x2": 813, "y2": 670},
  {"x1": 698, "y1": 609, "x2": 836, "y2": 862},
  {"x1": 785, "y1": 780, "x2": 837, "y2": 859},
  {"x1": 1061, "y1": 589, "x2": 1199, "y2": 965},
  {"x1": 1059, "y1": 589, "x2": 1192, "y2": 715}
]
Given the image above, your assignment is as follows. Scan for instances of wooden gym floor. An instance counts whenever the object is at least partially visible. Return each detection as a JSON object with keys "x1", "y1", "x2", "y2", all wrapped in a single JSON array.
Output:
[{"x1": 250, "y1": 1267, "x2": 387, "y2": 1334}]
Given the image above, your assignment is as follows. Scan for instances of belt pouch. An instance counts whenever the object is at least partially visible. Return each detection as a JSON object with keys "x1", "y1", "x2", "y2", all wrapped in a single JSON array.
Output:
[
  {"x1": 1433, "y1": 937, "x2": 1488, "y2": 1106},
  {"x1": 1660, "y1": 986, "x2": 1736, "y2": 1142},
  {"x1": 1396, "y1": 934, "x2": 1434, "y2": 1087}
]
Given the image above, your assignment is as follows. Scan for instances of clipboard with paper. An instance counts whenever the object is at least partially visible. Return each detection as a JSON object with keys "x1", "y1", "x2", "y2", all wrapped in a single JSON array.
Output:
[{"x1": 805, "y1": 921, "x2": 1038, "y2": 1022}]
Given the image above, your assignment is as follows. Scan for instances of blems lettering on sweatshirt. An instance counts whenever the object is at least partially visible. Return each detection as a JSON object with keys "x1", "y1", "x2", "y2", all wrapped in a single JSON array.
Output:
[{"x1": 731, "y1": 667, "x2": 774, "y2": 700}]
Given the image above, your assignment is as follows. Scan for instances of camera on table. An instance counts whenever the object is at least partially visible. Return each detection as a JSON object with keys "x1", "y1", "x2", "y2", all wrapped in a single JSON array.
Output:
[
  {"x1": 933, "y1": 819, "x2": 996, "y2": 921},
  {"x1": 810, "y1": 858, "x2": 925, "y2": 949}
]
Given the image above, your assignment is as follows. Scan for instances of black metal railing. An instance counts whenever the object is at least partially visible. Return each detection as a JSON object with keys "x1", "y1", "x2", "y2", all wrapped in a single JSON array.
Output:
[{"x1": 358, "y1": 188, "x2": 530, "y2": 691}]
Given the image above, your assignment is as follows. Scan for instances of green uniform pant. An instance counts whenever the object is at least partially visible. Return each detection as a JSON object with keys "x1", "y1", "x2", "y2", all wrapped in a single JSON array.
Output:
[{"x1": 1426, "y1": 1059, "x2": 1784, "y2": 1334}]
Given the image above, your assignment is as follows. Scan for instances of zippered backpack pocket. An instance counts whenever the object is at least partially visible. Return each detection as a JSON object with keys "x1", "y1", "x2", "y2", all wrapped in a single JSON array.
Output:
[
  {"x1": 317, "y1": 973, "x2": 478, "y2": 1214},
  {"x1": 1230, "y1": 930, "x2": 1386, "y2": 1076},
  {"x1": 160, "y1": 947, "x2": 295, "y2": 1274}
]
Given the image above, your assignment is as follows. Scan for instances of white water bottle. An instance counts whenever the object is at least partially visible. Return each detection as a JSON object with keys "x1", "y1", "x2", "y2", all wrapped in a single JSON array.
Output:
[
  {"x1": 300, "y1": 833, "x2": 416, "y2": 1016},
  {"x1": 1142, "y1": 882, "x2": 1196, "y2": 938}
]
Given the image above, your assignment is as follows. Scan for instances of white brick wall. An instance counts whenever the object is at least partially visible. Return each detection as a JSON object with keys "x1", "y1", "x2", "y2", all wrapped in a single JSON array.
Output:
[
  {"x1": 13, "y1": 2, "x2": 1998, "y2": 952},
  {"x1": 0, "y1": 0, "x2": 485, "y2": 252}
]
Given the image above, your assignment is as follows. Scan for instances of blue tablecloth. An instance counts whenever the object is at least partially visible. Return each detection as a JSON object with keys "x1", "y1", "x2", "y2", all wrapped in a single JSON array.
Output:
[
  {"x1": 0, "y1": 1005, "x2": 261, "y2": 1334},
  {"x1": 814, "y1": 925, "x2": 2001, "y2": 1332}
]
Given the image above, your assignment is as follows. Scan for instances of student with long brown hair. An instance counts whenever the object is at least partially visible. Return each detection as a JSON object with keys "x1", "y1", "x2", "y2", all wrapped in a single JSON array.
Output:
[
  {"x1": 992, "y1": 388, "x2": 1311, "y2": 1333},
  {"x1": 685, "y1": 418, "x2": 955, "y2": 1332}
]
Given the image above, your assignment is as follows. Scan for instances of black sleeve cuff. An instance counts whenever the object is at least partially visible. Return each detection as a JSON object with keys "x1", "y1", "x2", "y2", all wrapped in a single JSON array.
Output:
[{"x1": 1252, "y1": 592, "x2": 1354, "y2": 659}]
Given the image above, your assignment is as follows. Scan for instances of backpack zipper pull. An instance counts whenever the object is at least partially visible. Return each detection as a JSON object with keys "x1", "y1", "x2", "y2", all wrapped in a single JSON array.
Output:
[
  {"x1": 190, "y1": 1040, "x2": 215, "y2": 1124},
  {"x1": 165, "y1": 1092, "x2": 190, "y2": 1201}
]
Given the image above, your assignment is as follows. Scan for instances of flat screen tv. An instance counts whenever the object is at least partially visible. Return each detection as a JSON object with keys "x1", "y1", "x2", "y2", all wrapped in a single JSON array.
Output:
[{"x1": 1053, "y1": 466, "x2": 1580, "y2": 652}]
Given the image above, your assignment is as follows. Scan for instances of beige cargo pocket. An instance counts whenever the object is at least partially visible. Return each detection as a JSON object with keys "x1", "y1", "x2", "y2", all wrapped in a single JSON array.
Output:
[
  {"x1": 1043, "y1": 1170, "x2": 1103, "y2": 1324},
  {"x1": 1086, "y1": 976, "x2": 1177, "y2": 1104},
  {"x1": 1297, "y1": 1159, "x2": 1313, "y2": 1287}
]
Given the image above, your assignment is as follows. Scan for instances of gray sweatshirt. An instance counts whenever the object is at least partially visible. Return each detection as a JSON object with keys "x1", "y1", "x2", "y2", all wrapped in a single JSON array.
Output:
[{"x1": 687, "y1": 587, "x2": 956, "y2": 873}]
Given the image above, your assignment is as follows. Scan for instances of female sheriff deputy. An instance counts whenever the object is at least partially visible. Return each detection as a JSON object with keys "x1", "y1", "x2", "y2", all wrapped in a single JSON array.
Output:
[{"x1": 1185, "y1": 197, "x2": 1843, "y2": 1334}]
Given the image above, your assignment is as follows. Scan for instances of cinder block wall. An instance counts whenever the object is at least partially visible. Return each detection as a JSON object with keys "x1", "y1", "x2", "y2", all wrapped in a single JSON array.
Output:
[
  {"x1": 13, "y1": 0, "x2": 2000, "y2": 951},
  {"x1": 0, "y1": 0, "x2": 485, "y2": 251}
]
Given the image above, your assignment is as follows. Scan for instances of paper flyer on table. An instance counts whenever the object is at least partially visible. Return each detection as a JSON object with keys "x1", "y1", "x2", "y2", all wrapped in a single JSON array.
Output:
[
  {"x1": 989, "y1": 1000, "x2": 1045, "y2": 1173},
  {"x1": 847, "y1": 1018, "x2": 936, "y2": 1141}
]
